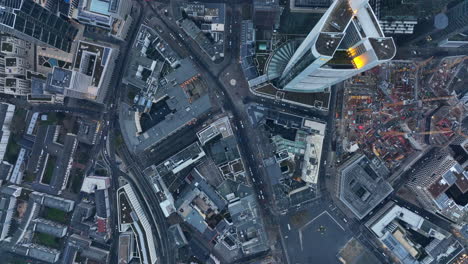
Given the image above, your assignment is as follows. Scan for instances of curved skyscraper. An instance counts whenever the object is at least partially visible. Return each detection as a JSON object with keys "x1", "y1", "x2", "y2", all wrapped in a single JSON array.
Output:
[{"x1": 265, "y1": 0, "x2": 396, "y2": 93}]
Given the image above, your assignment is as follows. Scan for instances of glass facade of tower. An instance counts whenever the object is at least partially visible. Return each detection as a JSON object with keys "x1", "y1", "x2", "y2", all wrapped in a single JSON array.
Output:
[
  {"x1": 265, "y1": 0, "x2": 395, "y2": 93},
  {"x1": 278, "y1": 50, "x2": 317, "y2": 88}
]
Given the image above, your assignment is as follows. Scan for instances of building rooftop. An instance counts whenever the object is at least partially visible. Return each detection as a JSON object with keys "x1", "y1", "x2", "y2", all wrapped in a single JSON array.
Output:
[
  {"x1": 81, "y1": 245, "x2": 109, "y2": 263},
  {"x1": 168, "y1": 224, "x2": 188, "y2": 248},
  {"x1": 0, "y1": 102, "x2": 15, "y2": 162},
  {"x1": 80, "y1": 176, "x2": 110, "y2": 193},
  {"x1": 95, "y1": 189, "x2": 108, "y2": 219},
  {"x1": 184, "y1": 208, "x2": 207, "y2": 233},
  {"x1": 118, "y1": 232, "x2": 134, "y2": 264},
  {"x1": 196, "y1": 116, "x2": 233, "y2": 145},
  {"x1": 33, "y1": 218, "x2": 67, "y2": 238},
  {"x1": 31, "y1": 191, "x2": 75, "y2": 212},
  {"x1": 0, "y1": 0, "x2": 78, "y2": 52},
  {"x1": 155, "y1": 142, "x2": 206, "y2": 176},
  {"x1": 119, "y1": 184, "x2": 158, "y2": 264},
  {"x1": 367, "y1": 203, "x2": 424, "y2": 238},
  {"x1": 132, "y1": 24, "x2": 180, "y2": 68},
  {"x1": 180, "y1": 19, "x2": 218, "y2": 59},
  {"x1": 186, "y1": 170, "x2": 227, "y2": 210},
  {"x1": 182, "y1": 2, "x2": 225, "y2": 24},
  {"x1": 292, "y1": 0, "x2": 331, "y2": 8},
  {"x1": 207, "y1": 136, "x2": 240, "y2": 166},
  {"x1": 0, "y1": 162, "x2": 12, "y2": 181},
  {"x1": 50, "y1": 67, "x2": 72, "y2": 91},
  {"x1": 71, "y1": 202, "x2": 95, "y2": 225},
  {"x1": 76, "y1": 119, "x2": 100, "y2": 145},
  {"x1": 28, "y1": 125, "x2": 78, "y2": 196},
  {"x1": 366, "y1": 202, "x2": 460, "y2": 264},
  {"x1": 122, "y1": 49, "x2": 160, "y2": 90},
  {"x1": 73, "y1": 41, "x2": 111, "y2": 87},
  {"x1": 338, "y1": 154, "x2": 393, "y2": 219},
  {"x1": 0, "y1": 185, "x2": 21, "y2": 240},
  {"x1": 31, "y1": 77, "x2": 47, "y2": 95},
  {"x1": 121, "y1": 59, "x2": 212, "y2": 154},
  {"x1": 228, "y1": 194, "x2": 269, "y2": 255},
  {"x1": 27, "y1": 245, "x2": 61, "y2": 264}
]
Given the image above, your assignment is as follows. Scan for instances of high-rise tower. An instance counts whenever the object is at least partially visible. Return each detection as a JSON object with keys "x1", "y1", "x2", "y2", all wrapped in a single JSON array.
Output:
[
  {"x1": 0, "y1": 0, "x2": 78, "y2": 52},
  {"x1": 265, "y1": 0, "x2": 396, "y2": 93}
]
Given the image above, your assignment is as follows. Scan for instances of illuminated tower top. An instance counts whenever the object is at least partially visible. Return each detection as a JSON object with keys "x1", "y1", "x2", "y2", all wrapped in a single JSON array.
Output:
[{"x1": 266, "y1": 0, "x2": 396, "y2": 93}]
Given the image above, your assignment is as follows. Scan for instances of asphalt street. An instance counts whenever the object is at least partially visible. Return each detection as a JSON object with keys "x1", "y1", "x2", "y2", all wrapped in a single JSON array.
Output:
[
  {"x1": 93, "y1": 1, "x2": 174, "y2": 263},
  {"x1": 2, "y1": 1, "x2": 464, "y2": 264},
  {"x1": 279, "y1": 206, "x2": 352, "y2": 264},
  {"x1": 144, "y1": 5, "x2": 371, "y2": 264},
  {"x1": 36, "y1": 1, "x2": 463, "y2": 264}
]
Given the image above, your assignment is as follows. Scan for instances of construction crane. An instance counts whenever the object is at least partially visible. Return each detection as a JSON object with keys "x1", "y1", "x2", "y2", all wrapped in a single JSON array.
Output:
[
  {"x1": 415, "y1": 56, "x2": 434, "y2": 70},
  {"x1": 380, "y1": 130, "x2": 450, "y2": 137},
  {"x1": 379, "y1": 111, "x2": 393, "y2": 117},
  {"x1": 384, "y1": 96, "x2": 455, "y2": 107},
  {"x1": 423, "y1": 56, "x2": 468, "y2": 75}
]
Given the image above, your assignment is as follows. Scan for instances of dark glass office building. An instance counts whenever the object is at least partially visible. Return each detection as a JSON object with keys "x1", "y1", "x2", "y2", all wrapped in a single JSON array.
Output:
[{"x1": 0, "y1": 0, "x2": 78, "y2": 52}]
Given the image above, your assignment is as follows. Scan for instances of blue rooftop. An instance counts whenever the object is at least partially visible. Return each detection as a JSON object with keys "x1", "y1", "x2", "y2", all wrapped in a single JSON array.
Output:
[{"x1": 89, "y1": 0, "x2": 111, "y2": 16}]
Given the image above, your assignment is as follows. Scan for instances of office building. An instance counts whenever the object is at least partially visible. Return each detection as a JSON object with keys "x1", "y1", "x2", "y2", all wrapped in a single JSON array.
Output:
[
  {"x1": 0, "y1": 103, "x2": 15, "y2": 162},
  {"x1": 374, "y1": 0, "x2": 418, "y2": 35},
  {"x1": 28, "y1": 126, "x2": 78, "y2": 195},
  {"x1": 0, "y1": 185, "x2": 22, "y2": 241},
  {"x1": 407, "y1": 150, "x2": 468, "y2": 223},
  {"x1": 38, "y1": 41, "x2": 115, "y2": 102},
  {"x1": 379, "y1": 18, "x2": 417, "y2": 34},
  {"x1": 0, "y1": 36, "x2": 32, "y2": 96},
  {"x1": 118, "y1": 232, "x2": 135, "y2": 264},
  {"x1": 337, "y1": 154, "x2": 393, "y2": 219},
  {"x1": 265, "y1": 0, "x2": 396, "y2": 93},
  {"x1": 0, "y1": 35, "x2": 28, "y2": 57},
  {"x1": 432, "y1": 1, "x2": 468, "y2": 45},
  {"x1": 120, "y1": 58, "x2": 211, "y2": 154},
  {"x1": 118, "y1": 184, "x2": 157, "y2": 264},
  {"x1": 290, "y1": 0, "x2": 332, "y2": 13},
  {"x1": 0, "y1": 0, "x2": 78, "y2": 52},
  {"x1": 253, "y1": 0, "x2": 281, "y2": 29},
  {"x1": 45, "y1": 67, "x2": 92, "y2": 99},
  {"x1": 33, "y1": 218, "x2": 68, "y2": 238},
  {"x1": 406, "y1": 0, "x2": 468, "y2": 46},
  {"x1": 31, "y1": 192, "x2": 75, "y2": 212},
  {"x1": 75, "y1": 0, "x2": 133, "y2": 39},
  {"x1": 81, "y1": 176, "x2": 111, "y2": 236},
  {"x1": 366, "y1": 202, "x2": 465, "y2": 264},
  {"x1": 11, "y1": 244, "x2": 61, "y2": 263}
]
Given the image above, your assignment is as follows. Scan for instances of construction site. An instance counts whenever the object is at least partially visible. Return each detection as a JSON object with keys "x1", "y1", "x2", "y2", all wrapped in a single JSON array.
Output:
[{"x1": 339, "y1": 56, "x2": 468, "y2": 170}]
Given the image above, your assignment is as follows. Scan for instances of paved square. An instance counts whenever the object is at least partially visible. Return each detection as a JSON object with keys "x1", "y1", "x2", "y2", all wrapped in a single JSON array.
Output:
[{"x1": 281, "y1": 210, "x2": 351, "y2": 264}]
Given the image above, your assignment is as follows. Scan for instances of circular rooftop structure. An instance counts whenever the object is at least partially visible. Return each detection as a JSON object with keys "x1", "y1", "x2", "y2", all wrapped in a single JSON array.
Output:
[
  {"x1": 434, "y1": 13, "x2": 449, "y2": 30},
  {"x1": 264, "y1": 40, "x2": 301, "y2": 82}
]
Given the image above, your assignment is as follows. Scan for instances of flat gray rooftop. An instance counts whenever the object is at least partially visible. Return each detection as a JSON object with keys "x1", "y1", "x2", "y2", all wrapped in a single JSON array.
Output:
[
  {"x1": 338, "y1": 154, "x2": 393, "y2": 219},
  {"x1": 229, "y1": 194, "x2": 269, "y2": 255},
  {"x1": 120, "y1": 59, "x2": 211, "y2": 154}
]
